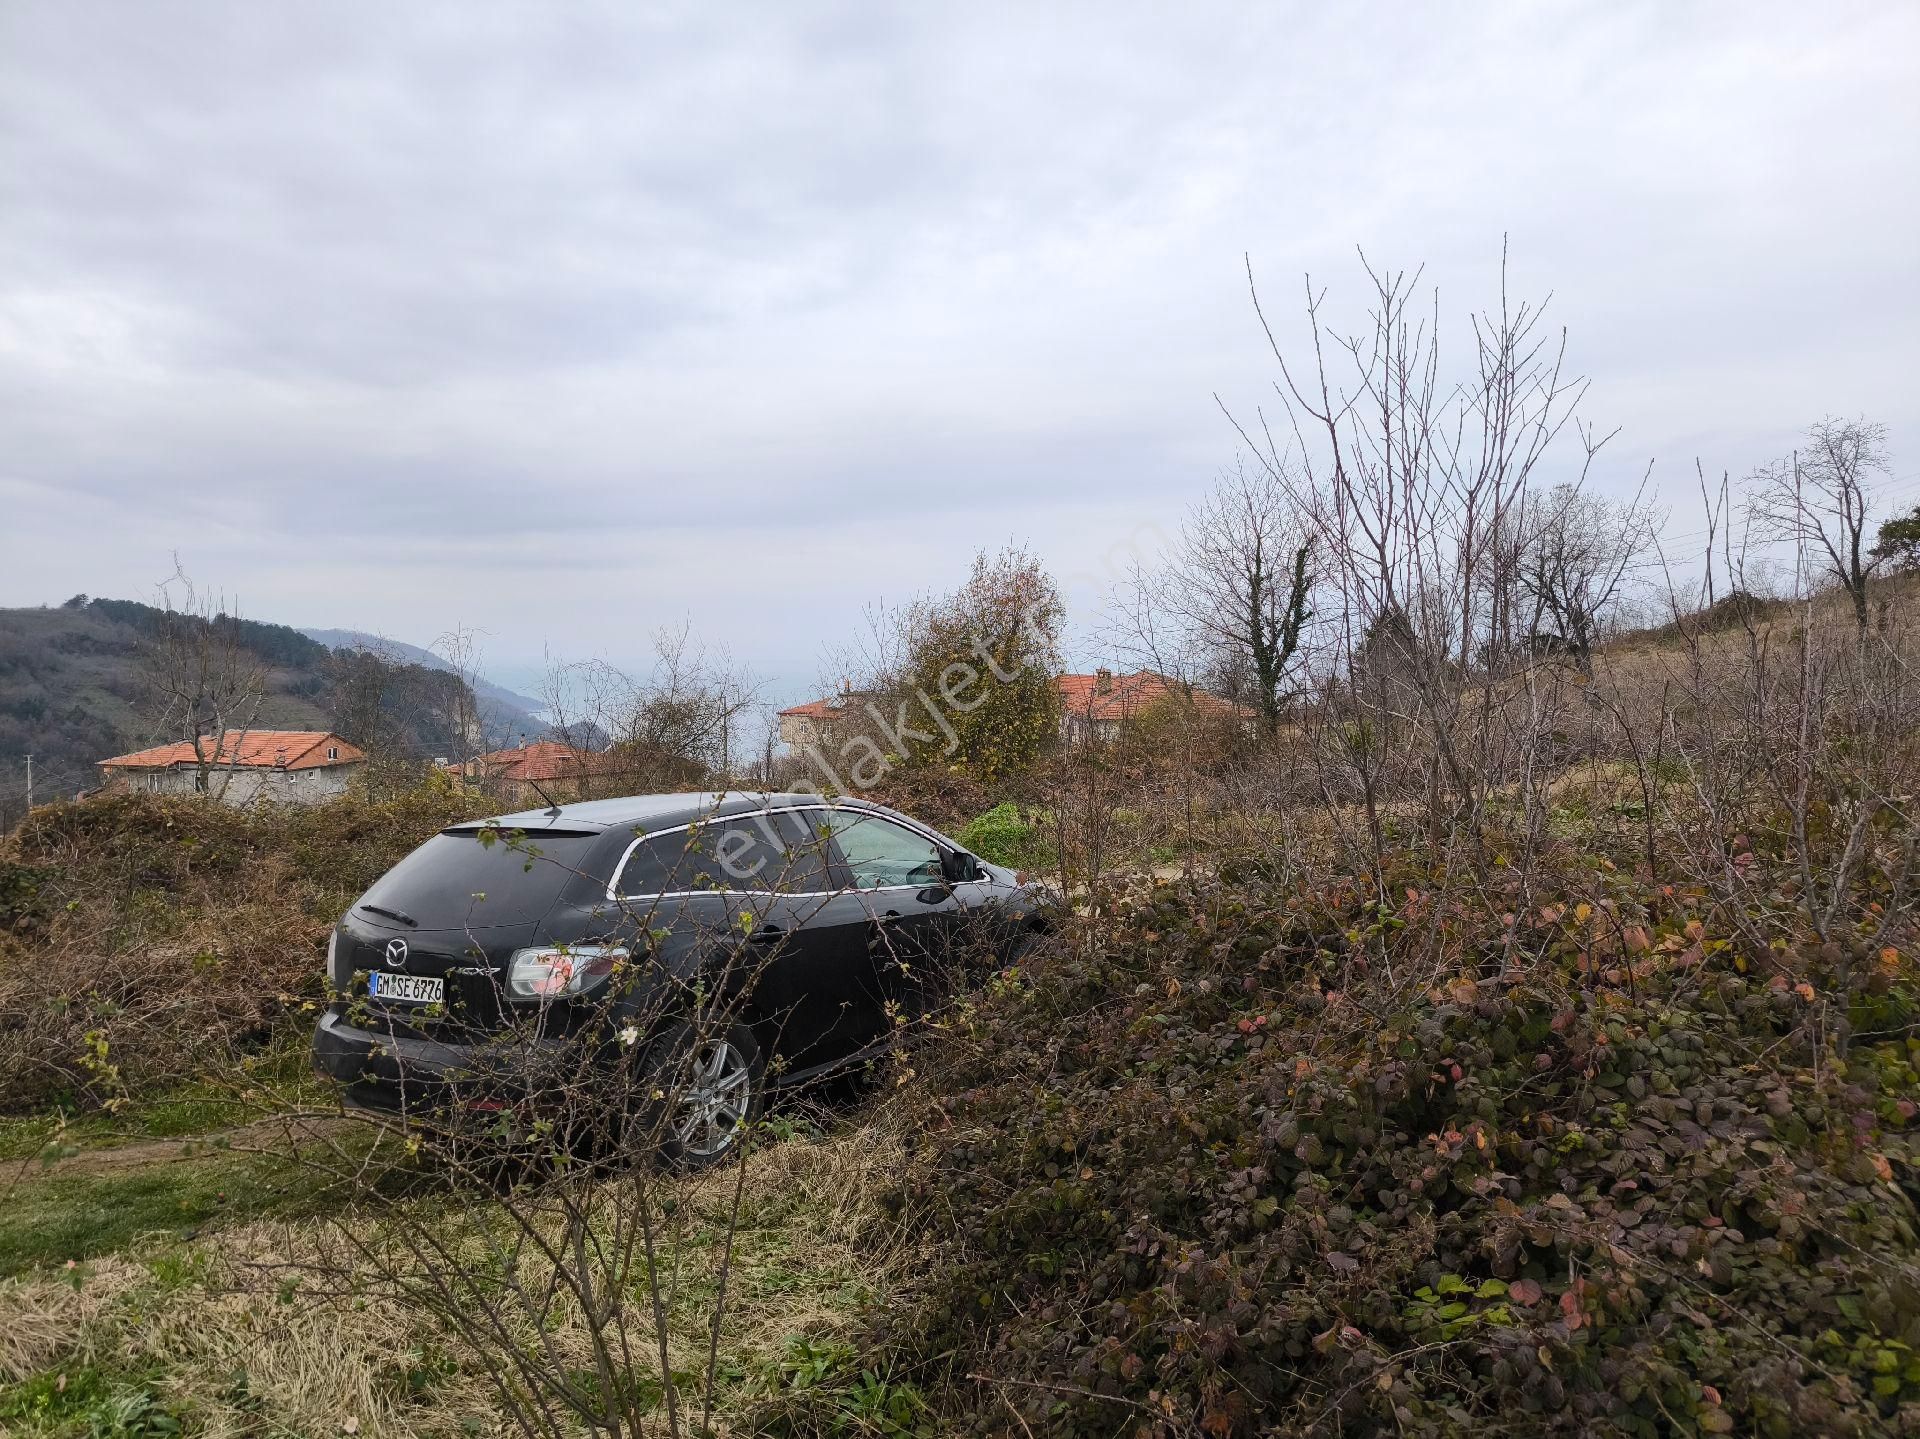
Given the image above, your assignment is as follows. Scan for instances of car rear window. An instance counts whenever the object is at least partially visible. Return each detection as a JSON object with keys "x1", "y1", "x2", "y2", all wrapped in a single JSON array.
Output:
[{"x1": 356, "y1": 828, "x2": 604, "y2": 929}]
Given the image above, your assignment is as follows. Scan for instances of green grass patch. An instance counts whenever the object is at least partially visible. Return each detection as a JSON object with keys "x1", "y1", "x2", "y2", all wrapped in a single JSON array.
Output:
[
  {"x1": 0, "y1": 1093, "x2": 234, "y2": 1162},
  {"x1": 0, "y1": 1046, "x2": 328, "y2": 1162},
  {"x1": 0, "y1": 1364, "x2": 188, "y2": 1438},
  {"x1": 0, "y1": 1116, "x2": 412, "y2": 1278},
  {"x1": 0, "y1": 1150, "x2": 308, "y2": 1277}
]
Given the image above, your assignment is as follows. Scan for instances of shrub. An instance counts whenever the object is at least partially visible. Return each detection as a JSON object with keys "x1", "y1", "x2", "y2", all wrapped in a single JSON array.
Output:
[
  {"x1": 865, "y1": 852, "x2": 1920, "y2": 1436},
  {"x1": 857, "y1": 766, "x2": 993, "y2": 837},
  {"x1": 0, "y1": 784, "x2": 490, "y2": 1113},
  {"x1": 0, "y1": 859, "x2": 50, "y2": 935},
  {"x1": 954, "y1": 802, "x2": 1051, "y2": 871}
]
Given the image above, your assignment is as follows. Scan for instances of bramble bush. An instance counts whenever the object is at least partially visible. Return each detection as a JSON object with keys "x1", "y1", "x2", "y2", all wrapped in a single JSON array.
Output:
[{"x1": 862, "y1": 841, "x2": 1920, "y2": 1436}]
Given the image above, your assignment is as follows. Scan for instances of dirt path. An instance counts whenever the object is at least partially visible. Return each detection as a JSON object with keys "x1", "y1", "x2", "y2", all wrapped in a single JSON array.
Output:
[{"x1": 5, "y1": 1113, "x2": 355, "y2": 1181}]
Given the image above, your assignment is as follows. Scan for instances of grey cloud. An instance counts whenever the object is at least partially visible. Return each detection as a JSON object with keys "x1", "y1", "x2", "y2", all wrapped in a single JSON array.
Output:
[{"x1": 1, "y1": 1, "x2": 1916, "y2": 685}]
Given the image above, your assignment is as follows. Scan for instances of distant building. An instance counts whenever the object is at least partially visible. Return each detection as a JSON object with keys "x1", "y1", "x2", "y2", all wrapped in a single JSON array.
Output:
[
  {"x1": 1057, "y1": 668, "x2": 1231, "y2": 743},
  {"x1": 98, "y1": 730, "x2": 367, "y2": 805},
  {"x1": 776, "y1": 685, "x2": 876, "y2": 752},
  {"x1": 451, "y1": 740, "x2": 607, "y2": 806},
  {"x1": 778, "y1": 669, "x2": 1229, "y2": 750}
]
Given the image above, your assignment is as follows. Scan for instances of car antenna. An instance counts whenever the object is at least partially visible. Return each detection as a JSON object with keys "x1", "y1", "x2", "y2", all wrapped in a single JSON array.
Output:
[{"x1": 527, "y1": 779, "x2": 564, "y2": 817}]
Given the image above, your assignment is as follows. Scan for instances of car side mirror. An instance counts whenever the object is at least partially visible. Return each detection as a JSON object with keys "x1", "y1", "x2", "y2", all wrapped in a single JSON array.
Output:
[{"x1": 941, "y1": 849, "x2": 983, "y2": 884}]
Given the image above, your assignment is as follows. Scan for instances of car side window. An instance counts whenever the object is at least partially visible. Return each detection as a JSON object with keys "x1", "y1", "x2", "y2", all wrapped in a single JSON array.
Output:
[
  {"x1": 823, "y1": 810, "x2": 945, "y2": 890},
  {"x1": 680, "y1": 813, "x2": 834, "y2": 893},
  {"x1": 616, "y1": 812, "x2": 836, "y2": 895}
]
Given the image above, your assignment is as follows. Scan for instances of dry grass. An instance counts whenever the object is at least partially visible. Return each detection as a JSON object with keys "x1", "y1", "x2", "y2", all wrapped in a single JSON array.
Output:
[{"x1": 0, "y1": 1124, "x2": 906, "y2": 1436}]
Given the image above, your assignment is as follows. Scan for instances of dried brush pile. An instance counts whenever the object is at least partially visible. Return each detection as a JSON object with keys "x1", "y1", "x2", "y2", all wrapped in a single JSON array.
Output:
[{"x1": 0, "y1": 784, "x2": 489, "y2": 1113}]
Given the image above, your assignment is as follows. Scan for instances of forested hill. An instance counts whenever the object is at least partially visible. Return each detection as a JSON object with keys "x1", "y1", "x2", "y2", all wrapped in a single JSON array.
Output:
[
  {"x1": 0, "y1": 596, "x2": 520, "y2": 827},
  {"x1": 299, "y1": 627, "x2": 544, "y2": 724}
]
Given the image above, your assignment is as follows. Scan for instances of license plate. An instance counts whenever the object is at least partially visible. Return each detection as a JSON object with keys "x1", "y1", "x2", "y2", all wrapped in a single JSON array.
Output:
[{"x1": 369, "y1": 971, "x2": 444, "y2": 1005}]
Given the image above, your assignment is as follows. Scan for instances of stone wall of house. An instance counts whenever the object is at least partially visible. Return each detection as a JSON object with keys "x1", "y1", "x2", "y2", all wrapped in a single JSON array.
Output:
[
  {"x1": 115, "y1": 762, "x2": 364, "y2": 806},
  {"x1": 778, "y1": 714, "x2": 827, "y2": 750}
]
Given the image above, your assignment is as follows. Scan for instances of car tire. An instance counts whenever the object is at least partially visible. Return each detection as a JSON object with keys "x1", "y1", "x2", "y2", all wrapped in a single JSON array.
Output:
[
  {"x1": 637, "y1": 1017, "x2": 766, "y2": 1170},
  {"x1": 1003, "y1": 924, "x2": 1047, "y2": 967}
]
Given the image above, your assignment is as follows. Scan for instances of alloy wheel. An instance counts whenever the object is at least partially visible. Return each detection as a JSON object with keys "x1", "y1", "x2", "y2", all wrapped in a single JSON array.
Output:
[{"x1": 671, "y1": 1038, "x2": 752, "y2": 1158}]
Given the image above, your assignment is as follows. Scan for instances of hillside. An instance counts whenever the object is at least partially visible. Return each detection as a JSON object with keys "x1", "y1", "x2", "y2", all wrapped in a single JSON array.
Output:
[
  {"x1": 0, "y1": 599, "x2": 537, "y2": 828},
  {"x1": 1, "y1": 559, "x2": 1917, "y2": 1435},
  {"x1": 299, "y1": 627, "x2": 545, "y2": 737},
  {"x1": 0, "y1": 599, "x2": 336, "y2": 817}
]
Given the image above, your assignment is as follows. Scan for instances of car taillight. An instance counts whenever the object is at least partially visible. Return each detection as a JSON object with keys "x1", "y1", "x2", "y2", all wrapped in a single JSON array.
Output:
[{"x1": 506, "y1": 945, "x2": 627, "y2": 999}]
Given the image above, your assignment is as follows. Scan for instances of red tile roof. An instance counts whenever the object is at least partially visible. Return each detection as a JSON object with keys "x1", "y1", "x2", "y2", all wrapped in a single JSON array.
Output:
[
  {"x1": 465, "y1": 740, "x2": 603, "y2": 782},
  {"x1": 777, "y1": 697, "x2": 847, "y2": 720},
  {"x1": 1057, "y1": 670, "x2": 1205, "y2": 723},
  {"x1": 100, "y1": 730, "x2": 365, "y2": 772}
]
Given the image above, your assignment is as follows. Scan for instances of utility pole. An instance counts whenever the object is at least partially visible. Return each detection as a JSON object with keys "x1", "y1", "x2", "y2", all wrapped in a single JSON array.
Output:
[{"x1": 23, "y1": 752, "x2": 32, "y2": 811}]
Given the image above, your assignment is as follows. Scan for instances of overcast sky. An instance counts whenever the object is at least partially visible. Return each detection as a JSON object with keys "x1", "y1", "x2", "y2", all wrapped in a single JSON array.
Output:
[{"x1": 3, "y1": 1, "x2": 1916, "y2": 703}]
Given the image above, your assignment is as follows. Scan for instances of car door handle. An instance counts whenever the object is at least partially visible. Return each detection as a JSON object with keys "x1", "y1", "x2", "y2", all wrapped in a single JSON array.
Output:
[
  {"x1": 874, "y1": 909, "x2": 904, "y2": 925},
  {"x1": 745, "y1": 925, "x2": 787, "y2": 945}
]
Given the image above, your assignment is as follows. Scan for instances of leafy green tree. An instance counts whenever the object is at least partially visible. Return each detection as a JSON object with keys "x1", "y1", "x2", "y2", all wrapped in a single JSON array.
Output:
[
  {"x1": 1872, "y1": 503, "x2": 1920, "y2": 572},
  {"x1": 890, "y1": 546, "x2": 1065, "y2": 781}
]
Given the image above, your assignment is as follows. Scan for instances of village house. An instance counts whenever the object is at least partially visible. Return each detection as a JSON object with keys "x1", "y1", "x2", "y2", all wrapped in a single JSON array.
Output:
[
  {"x1": 1056, "y1": 668, "x2": 1210, "y2": 743},
  {"x1": 775, "y1": 684, "x2": 876, "y2": 752},
  {"x1": 450, "y1": 739, "x2": 608, "y2": 807},
  {"x1": 778, "y1": 669, "x2": 1227, "y2": 750},
  {"x1": 97, "y1": 730, "x2": 367, "y2": 805}
]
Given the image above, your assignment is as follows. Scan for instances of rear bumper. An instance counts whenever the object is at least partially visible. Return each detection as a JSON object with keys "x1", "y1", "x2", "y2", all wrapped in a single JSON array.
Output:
[
  {"x1": 312, "y1": 1007, "x2": 486, "y2": 1116},
  {"x1": 312, "y1": 1005, "x2": 619, "y2": 1120}
]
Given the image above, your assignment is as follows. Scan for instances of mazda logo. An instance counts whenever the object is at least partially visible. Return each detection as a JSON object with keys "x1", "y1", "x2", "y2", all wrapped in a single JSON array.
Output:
[{"x1": 384, "y1": 938, "x2": 410, "y2": 969}]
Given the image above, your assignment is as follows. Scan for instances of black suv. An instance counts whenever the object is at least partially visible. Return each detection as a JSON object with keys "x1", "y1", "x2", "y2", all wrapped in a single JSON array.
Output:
[{"x1": 312, "y1": 791, "x2": 1045, "y2": 1162}]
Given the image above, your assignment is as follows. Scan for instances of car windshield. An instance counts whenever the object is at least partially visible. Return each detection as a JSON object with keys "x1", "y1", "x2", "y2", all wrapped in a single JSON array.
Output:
[{"x1": 356, "y1": 828, "x2": 602, "y2": 929}]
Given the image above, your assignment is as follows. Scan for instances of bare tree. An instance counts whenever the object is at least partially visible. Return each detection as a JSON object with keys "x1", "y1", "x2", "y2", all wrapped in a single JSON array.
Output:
[
  {"x1": 1513, "y1": 476, "x2": 1661, "y2": 673},
  {"x1": 615, "y1": 622, "x2": 760, "y2": 784},
  {"x1": 539, "y1": 651, "x2": 629, "y2": 752},
  {"x1": 1223, "y1": 246, "x2": 1596, "y2": 860},
  {"x1": 1111, "y1": 462, "x2": 1314, "y2": 738},
  {"x1": 540, "y1": 624, "x2": 762, "y2": 793},
  {"x1": 324, "y1": 642, "x2": 401, "y2": 756},
  {"x1": 138, "y1": 560, "x2": 267, "y2": 797},
  {"x1": 433, "y1": 623, "x2": 488, "y2": 763},
  {"x1": 1747, "y1": 416, "x2": 1891, "y2": 640}
]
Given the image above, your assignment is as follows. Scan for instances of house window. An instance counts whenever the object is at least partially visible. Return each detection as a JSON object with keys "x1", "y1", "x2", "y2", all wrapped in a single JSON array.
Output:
[{"x1": 327, "y1": 747, "x2": 339, "y2": 760}]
